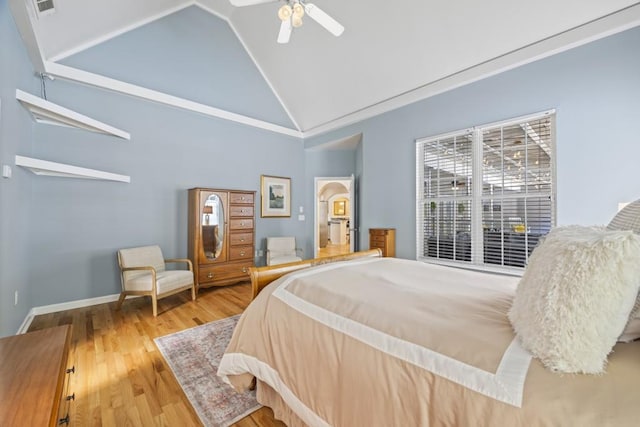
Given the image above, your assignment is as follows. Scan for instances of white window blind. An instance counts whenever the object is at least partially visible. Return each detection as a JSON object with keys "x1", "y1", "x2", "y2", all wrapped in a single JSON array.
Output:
[{"x1": 416, "y1": 111, "x2": 555, "y2": 270}]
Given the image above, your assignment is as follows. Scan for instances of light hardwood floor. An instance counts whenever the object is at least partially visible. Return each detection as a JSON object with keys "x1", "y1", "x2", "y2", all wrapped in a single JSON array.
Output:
[
  {"x1": 317, "y1": 243, "x2": 351, "y2": 258},
  {"x1": 28, "y1": 283, "x2": 285, "y2": 427}
]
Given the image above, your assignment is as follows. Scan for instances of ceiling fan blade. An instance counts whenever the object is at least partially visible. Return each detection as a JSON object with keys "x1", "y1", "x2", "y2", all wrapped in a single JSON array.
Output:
[
  {"x1": 229, "y1": 0, "x2": 275, "y2": 6},
  {"x1": 303, "y1": 3, "x2": 344, "y2": 37},
  {"x1": 277, "y1": 19, "x2": 292, "y2": 44}
]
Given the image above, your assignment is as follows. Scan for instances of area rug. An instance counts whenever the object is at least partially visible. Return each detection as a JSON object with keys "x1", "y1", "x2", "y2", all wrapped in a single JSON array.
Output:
[{"x1": 154, "y1": 315, "x2": 260, "y2": 427}]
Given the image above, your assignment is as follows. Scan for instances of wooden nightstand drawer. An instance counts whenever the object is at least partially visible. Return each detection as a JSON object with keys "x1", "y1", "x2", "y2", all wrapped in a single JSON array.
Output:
[
  {"x1": 369, "y1": 228, "x2": 396, "y2": 257},
  {"x1": 370, "y1": 235, "x2": 387, "y2": 245}
]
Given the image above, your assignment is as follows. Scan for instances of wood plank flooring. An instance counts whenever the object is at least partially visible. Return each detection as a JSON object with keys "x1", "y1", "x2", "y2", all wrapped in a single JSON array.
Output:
[
  {"x1": 28, "y1": 283, "x2": 285, "y2": 427},
  {"x1": 317, "y1": 243, "x2": 351, "y2": 258}
]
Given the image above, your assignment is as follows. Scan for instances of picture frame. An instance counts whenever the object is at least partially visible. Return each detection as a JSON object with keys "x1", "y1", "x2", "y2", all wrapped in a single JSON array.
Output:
[
  {"x1": 333, "y1": 200, "x2": 346, "y2": 216},
  {"x1": 261, "y1": 175, "x2": 291, "y2": 217}
]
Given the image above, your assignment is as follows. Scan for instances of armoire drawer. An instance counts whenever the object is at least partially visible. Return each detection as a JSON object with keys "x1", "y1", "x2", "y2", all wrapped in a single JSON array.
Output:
[
  {"x1": 199, "y1": 262, "x2": 252, "y2": 284},
  {"x1": 229, "y1": 192, "x2": 254, "y2": 205},
  {"x1": 230, "y1": 232, "x2": 253, "y2": 246},
  {"x1": 229, "y1": 245, "x2": 253, "y2": 260},
  {"x1": 229, "y1": 218, "x2": 254, "y2": 230},
  {"x1": 229, "y1": 206, "x2": 254, "y2": 217}
]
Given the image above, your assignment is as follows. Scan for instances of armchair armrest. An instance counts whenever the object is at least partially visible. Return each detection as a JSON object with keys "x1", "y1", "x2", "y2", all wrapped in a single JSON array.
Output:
[
  {"x1": 165, "y1": 258, "x2": 193, "y2": 271},
  {"x1": 121, "y1": 265, "x2": 156, "y2": 273}
]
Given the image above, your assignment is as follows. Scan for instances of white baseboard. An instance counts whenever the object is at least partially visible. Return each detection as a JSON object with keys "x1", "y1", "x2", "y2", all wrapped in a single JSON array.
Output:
[{"x1": 17, "y1": 293, "x2": 122, "y2": 334}]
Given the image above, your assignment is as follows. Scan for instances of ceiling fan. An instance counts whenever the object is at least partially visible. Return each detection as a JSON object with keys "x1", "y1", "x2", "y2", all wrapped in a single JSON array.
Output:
[{"x1": 230, "y1": 0, "x2": 345, "y2": 44}]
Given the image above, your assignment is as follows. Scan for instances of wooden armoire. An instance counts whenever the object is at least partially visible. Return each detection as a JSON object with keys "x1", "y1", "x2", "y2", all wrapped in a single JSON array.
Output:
[{"x1": 188, "y1": 188, "x2": 255, "y2": 290}]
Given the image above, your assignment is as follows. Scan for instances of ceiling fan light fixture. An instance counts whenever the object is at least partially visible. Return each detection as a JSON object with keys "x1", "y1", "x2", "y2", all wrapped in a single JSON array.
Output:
[
  {"x1": 278, "y1": 4, "x2": 292, "y2": 21},
  {"x1": 292, "y1": 2, "x2": 305, "y2": 18},
  {"x1": 292, "y1": 15, "x2": 303, "y2": 27}
]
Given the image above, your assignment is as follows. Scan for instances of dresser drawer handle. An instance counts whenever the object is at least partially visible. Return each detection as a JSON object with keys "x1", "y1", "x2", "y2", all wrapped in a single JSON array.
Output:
[
  {"x1": 242, "y1": 267, "x2": 248, "y2": 273},
  {"x1": 66, "y1": 366, "x2": 75, "y2": 374},
  {"x1": 207, "y1": 272, "x2": 214, "y2": 279},
  {"x1": 239, "y1": 222, "x2": 245, "y2": 226},
  {"x1": 239, "y1": 251, "x2": 246, "y2": 257},
  {"x1": 66, "y1": 393, "x2": 75, "y2": 401},
  {"x1": 59, "y1": 414, "x2": 70, "y2": 425},
  {"x1": 240, "y1": 238, "x2": 245, "y2": 242}
]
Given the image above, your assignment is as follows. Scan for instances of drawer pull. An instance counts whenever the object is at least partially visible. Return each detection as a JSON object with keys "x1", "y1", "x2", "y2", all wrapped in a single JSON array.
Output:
[
  {"x1": 242, "y1": 267, "x2": 248, "y2": 273},
  {"x1": 59, "y1": 414, "x2": 70, "y2": 425},
  {"x1": 66, "y1": 366, "x2": 75, "y2": 374},
  {"x1": 240, "y1": 238, "x2": 245, "y2": 242},
  {"x1": 66, "y1": 393, "x2": 75, "y2": 401},
  {"x1": 239, "y1": 251, "x2": 246, "y2": 257},
  {"x1": 207, "y1": 272, "x2": 214, "y2": 279},
  {"x1": 240, "y1": 222, "x2": 244, "y2": 226}
]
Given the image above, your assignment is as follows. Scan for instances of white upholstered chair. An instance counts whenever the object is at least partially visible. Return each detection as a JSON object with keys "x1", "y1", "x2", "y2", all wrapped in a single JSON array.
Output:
[
  {"x1": 266, "y1": 237, "x2": 303, "y2": 266},
  {"x1": 116, "y1": 245, "x2": 196, "y2": 316}
]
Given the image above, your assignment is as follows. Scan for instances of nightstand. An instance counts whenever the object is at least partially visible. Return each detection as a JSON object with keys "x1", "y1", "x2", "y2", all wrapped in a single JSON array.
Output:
[{"x1": 369, "y1": 228, "x2": 396, "y2": 257}]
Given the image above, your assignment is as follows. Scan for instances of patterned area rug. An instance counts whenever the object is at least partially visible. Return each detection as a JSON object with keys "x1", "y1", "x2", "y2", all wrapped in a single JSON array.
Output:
[{"x1": 154, "y1": 315, "x2": 260, "y2": 427}]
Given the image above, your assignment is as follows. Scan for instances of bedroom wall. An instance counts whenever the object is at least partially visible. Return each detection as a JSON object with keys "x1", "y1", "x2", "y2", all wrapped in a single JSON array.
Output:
[
  {"x1": 304, "y1": 26, "x2": 640, "y2": 259},
  {"x1": 0, "y1": 0, "x2": 39, "y2": 337},
  {"x1": 27, "y1": 78, "x2": 305, "y2": 309},
  {"x1": 2, "y1": 2, "x2": 313, "y2": 319}
]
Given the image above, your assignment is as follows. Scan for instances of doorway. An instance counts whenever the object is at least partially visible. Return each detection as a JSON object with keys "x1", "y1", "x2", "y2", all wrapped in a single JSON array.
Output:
[{"x1": 314, "y1": 176, "x2": 355, "y2": 258}]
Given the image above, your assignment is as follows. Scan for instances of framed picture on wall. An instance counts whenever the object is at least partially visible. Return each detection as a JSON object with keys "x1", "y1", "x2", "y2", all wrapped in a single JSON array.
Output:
[
  {"x1": 333, "y1": 200, "x2": 346, "y2": 216},
  {"x1": 261, "y1": 175, "x2": 291, "y2": 217}
]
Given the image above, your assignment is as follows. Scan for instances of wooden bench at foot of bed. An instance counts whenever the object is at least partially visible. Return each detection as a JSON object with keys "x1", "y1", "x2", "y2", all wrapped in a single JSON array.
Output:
[{"x1": 248, "y1": 249, "x2": 382, "y2": 299}]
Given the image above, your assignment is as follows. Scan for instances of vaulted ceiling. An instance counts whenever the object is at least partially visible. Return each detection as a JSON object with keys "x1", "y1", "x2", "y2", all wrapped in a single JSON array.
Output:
[{"x1": 9, "y1": 0, "x2": 640, "y2": 136}]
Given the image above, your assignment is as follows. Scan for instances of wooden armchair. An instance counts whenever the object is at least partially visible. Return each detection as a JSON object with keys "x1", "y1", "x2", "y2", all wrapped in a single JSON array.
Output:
[
  {"x1": 266, "y1": 237, "x2": 304, "y2": 266},
  {"x1": 116, "y1": 245, "x2": 196, "y2": 316}
]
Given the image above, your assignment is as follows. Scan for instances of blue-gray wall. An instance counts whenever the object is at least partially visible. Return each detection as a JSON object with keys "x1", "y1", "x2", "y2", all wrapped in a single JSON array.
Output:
[
  {"x1": 1, "y1": 0, "x2": 39, "y2": 336},
  {"x1": 305, "y1": 26, "x2": 640, "y2": 259}
]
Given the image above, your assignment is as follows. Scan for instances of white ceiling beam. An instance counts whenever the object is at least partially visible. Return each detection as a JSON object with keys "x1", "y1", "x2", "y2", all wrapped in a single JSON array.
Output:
[{"x1": 44, "y1": 61, "x2": 303, "y2": 138}]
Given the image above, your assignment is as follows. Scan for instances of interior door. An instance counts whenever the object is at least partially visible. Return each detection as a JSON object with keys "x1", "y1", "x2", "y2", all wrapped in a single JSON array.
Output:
[{"x1": 314, "y1": 175, "x2": 356, "y2": 257}]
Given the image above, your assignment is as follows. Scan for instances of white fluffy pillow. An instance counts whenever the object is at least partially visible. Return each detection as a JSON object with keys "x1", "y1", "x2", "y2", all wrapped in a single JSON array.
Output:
[{"x1": 508, "y1": 225, "x2": 640, "y2": 374}]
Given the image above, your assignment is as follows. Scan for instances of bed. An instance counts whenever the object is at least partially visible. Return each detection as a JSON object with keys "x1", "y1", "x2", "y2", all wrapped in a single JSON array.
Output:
[{"x1": 218, "y1": 248, "x2": 640, "y2": 426}]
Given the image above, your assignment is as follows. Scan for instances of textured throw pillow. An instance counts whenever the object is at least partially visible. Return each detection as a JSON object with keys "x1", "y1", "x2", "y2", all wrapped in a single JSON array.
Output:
[
  {"x1": 508, "y1": 225, "x2": 640, "y2": 374},
  {"x1": 607, "y1": 199, "x2": 640, "y2": 342}
]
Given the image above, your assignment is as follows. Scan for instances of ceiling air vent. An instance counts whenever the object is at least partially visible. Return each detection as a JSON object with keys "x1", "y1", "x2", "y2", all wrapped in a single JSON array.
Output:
[{"x1": 33, "y1": 0, "x2": 55, "y2": 17}]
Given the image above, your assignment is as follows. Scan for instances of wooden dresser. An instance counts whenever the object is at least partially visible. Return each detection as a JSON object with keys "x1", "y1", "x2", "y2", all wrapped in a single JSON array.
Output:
[
  {"x1": 0, "y1": 325, "x2": 74, "y2": 426},
  {"x1": 369, "y1": 228, "x2": 396, "y2": 257},
  {"x1": 188, "y1": 188, "x2": 255, "y2": 290}
]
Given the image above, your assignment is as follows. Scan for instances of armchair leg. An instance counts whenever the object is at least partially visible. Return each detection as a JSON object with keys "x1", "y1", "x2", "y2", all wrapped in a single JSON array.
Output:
[
  {"x1": 152, "y1": 295, "x2": 158, "y2": 317},
  {"x1": 191, "y1": 285, "x2": 197, "y2": 301},
  {"x1": 116, "y1": 293, "x2": 126, "y2": 310}
]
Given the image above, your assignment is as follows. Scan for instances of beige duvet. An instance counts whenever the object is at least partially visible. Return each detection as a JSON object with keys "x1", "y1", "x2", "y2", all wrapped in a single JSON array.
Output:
[{"x1": 218, "y1": 257, "x2": 640, "y2": 426}]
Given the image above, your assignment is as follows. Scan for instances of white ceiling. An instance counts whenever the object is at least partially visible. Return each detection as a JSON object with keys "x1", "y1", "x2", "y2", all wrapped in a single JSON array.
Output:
[{"x1": 9, "y1": 0, "x2": 640, "y2": 134}]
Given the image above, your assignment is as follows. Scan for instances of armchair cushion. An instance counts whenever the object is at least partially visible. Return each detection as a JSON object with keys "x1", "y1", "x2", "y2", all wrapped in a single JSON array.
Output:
[
  {"x1": 266, "y1": 237, "x2": 303, "y2": 265},
  {"x1": 119, "y1": 245, "x2": 166, "y2": 283},
  {"x1": 126, "y1": 270, "x2": 194, "y2": 293}
]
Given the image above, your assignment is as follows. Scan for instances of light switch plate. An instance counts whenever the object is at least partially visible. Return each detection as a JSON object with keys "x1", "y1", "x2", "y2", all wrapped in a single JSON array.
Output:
[
  {"x1": 298, "y1": 214, "x2": 305, "y2": 221},
  {"x1": 2, "y1": 165, "x2": 11, "y2": 178}
]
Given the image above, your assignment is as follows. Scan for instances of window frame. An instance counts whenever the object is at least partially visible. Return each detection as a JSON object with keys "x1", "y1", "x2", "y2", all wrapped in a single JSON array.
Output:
[{"x1": 416, "y1": 110, "x2": 557, "y2": 273}]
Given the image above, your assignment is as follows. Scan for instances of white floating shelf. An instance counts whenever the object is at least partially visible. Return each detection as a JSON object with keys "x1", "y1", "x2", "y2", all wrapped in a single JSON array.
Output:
[
  {"x1": 15, "y1": 155, "x2": 130, "y2": 183},
  {"x1": 15, "y1": 89, "x2": 130, "y2": 140}
]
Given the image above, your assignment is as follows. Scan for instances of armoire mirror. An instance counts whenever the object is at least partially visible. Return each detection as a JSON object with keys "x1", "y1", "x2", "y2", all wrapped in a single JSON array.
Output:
[{"x1": 202, "y1": 194, "x2": 224, "y2": 259}]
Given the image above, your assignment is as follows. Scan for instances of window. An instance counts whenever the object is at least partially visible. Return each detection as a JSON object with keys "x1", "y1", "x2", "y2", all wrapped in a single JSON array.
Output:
[{"x1": 416, "y1": 110, "x2": 555, "y2": 270}]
